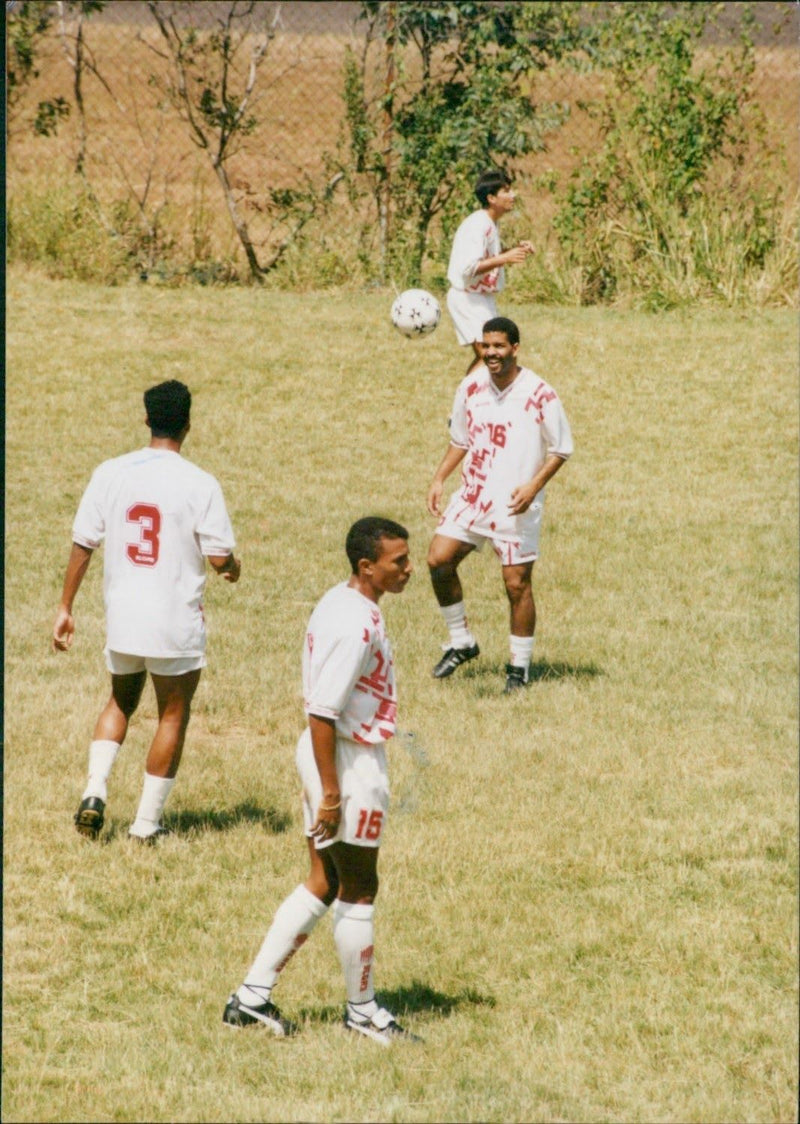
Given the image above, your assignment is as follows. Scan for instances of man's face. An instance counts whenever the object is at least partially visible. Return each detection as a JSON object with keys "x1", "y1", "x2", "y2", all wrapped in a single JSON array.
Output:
[
  {"x1": 365, "y1": 536, "x2": 413, "y2": 595},
  {"x1": 488, "y1": 185, "x2": 515, "y2": 214},
  {"x1": 482, "y1": 331, "x2": 519, "y2": 380}
]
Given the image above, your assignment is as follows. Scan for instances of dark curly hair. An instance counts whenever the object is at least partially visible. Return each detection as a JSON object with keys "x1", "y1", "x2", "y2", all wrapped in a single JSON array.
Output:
[{"x1": 144, "y1": 380, "x2": 191, "y2": 439}]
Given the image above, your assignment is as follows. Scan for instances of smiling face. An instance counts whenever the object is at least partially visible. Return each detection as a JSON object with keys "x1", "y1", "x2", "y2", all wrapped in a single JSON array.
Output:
[{"x1": 481, "y1": 329, "x2": 520, "y2": 385}]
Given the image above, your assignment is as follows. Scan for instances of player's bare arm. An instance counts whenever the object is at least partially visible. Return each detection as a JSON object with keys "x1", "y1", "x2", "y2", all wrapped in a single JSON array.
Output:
[
  {"x1": 52, "y1": 542, "x2": 94, "y2": 651},
  {"x1": 472, "y1": 244, "x2": 532, "y2": 276},
  {"x1": 508, "y1": 454, "x2": 568, "y2": 516},
  {"x1": 427, "y1": 445, "x2": 467, "y2": 517},
  {"x1": 209, "y1": 552, "x2": 242, "y2": 583},
  {"x1": 308, "y1": 713, "x2": 341, "y2": 841}
]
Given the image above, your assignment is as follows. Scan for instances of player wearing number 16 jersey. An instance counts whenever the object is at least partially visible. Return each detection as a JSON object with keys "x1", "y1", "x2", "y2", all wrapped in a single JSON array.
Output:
[
  {"x1": 223, "y1": 517, "x2": 420, "y2": 1045},
  {"x1": 52, "y1": 380, "x2": 240, "y2": 842},
  {"x1": 427, "y1": 317, "x2": 573, "y2": 692}
]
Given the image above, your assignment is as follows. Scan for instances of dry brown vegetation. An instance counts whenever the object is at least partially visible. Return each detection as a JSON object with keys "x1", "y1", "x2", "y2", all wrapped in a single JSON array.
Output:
[{"x1": 7, "y1": 15, "x2": 799, "y2": 265}]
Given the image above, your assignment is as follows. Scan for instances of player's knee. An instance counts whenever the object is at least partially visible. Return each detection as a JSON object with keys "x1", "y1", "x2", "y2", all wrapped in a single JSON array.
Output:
[
  {"x1": 340, "y1": 870, "x2": 378, "y2": 903},
  {"x1": 307, "y1": 870, "x2": 338, "y2": 906},
  {"x1": 428, "y1": 549, "x2": 457, "y2": 579},
  {"x1": 504, "y1": 572, "x2": 531, "y2": 602}
]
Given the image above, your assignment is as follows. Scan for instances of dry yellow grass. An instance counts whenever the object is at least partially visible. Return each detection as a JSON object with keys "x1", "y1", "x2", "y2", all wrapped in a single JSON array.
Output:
[{"x1": 3, "y1": 267, "x2": 798, "y2": 1122}]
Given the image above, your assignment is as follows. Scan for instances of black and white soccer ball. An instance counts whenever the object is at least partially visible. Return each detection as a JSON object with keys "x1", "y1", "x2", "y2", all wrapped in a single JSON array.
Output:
[{"x1": 390, "y1": 289, "x2": 441, "y2": 338}]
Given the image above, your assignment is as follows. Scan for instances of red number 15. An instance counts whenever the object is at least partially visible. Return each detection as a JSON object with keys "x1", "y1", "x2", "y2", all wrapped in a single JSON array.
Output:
[{"x1": 354, "y1": 809, "x2": 384, "y2": 840}]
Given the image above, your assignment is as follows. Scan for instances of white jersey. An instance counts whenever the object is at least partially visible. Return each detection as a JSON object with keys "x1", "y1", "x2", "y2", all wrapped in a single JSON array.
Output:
[
  {"x1": 303, "y1": 582, "x2": 397, "y2": 746},
  {"x1": 447, "y1": 209, "x2": 504, "y2": 295},
  {"x1": 446, "y1": 365, "x2": 573, "y2": 542},
  {"x1": 72, "y1": 447, "x2": 235, "y2": 657}
]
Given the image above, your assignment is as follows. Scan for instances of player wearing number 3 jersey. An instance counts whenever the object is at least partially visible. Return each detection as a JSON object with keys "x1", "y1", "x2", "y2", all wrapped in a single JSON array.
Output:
[
  {"x1": 223, "y1": 518, "x2": 421, "y2": 1045},
  {"x1": 53, "y1": 380, "x2": 240, "y2": 843}
]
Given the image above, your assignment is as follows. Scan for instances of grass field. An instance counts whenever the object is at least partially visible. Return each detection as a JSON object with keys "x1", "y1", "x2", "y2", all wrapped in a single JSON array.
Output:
[{"x1": 3, "y1": 267, "x2": 798, "y2": 1123}]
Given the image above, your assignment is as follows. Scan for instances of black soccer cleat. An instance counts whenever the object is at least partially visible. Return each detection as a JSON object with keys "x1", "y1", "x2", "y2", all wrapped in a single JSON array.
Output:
[
  {"x1": 222, "y1": 993, "x2": 298, "y2": 1037},
  {"x1": 432, "y1": 643, "x2": 480, "y2": 679},
  {"x1": 129, "y1": 826, "x2": 171, "y2": 846},
  {"x1": 344, "y1": 1006, "x2": 423, "y2": 1046},
  {"x1": 74, "y1": 796, "x2": 105, "y2": 840},
  {"x1": 503, "y1": 664, "x2": 528, "y2": 694}
]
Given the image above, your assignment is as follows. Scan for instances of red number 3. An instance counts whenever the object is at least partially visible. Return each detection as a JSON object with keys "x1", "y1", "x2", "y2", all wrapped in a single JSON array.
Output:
[
  {"x1": 355, "y1": 809, "x2": 384, "y2": 841},
  {"x1": 126, "y1": 503, "x2": 161, "y2": 567}
]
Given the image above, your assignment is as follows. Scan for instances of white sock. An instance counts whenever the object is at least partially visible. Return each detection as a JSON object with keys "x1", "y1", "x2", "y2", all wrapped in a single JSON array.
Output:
[
  {"x1": 82, "y1": 739, "x2": 120, "y2": 802},
  {"x1": 129, "y1": 773, "x2": 175, "y2": 837},
  {"x1": 509, "y1": 634, "x2": 534, "y2": 677},
  {"x1": 440, "y1": 601, "x2": 476, "y2": 649},
  {"x1": 332, "y1": 900, "x2": 376, "y2": 1007},
  {"x1": 239, "y1": 885, "x2": 329, "y2": 1001}
]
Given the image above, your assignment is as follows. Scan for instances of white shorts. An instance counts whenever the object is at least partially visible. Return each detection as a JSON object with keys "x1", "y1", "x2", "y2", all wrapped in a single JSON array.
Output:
[
  {"x1": 105, "y1": 649, "x2": 206, "y2": 676},
  {"x1": 437, "y1": 503, "x2": 542, "y2": 565},
  {"x1": 296, "y1": 726, "x2": 389, "y2": 850},
  {"x1": 446, "y1": 288, "x2": 498, "y2": 346}
]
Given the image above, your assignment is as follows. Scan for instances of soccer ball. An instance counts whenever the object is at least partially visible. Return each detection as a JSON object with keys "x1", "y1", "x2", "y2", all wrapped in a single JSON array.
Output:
[{"x1": 390, "y1": 289, "x2": 441, "y2": 338}]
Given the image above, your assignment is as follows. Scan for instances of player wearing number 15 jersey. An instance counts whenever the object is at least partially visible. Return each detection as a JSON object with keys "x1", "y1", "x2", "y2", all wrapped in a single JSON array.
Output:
[
  {"x1": 223, "y1": 517, "x2": 421, "y2": 1045},
  {"x1": 53, "y1": 380, "x2": 240, "y2": 843},
  {"x1": 427, "y1": 317, "x2": 573, "y2": 693}
]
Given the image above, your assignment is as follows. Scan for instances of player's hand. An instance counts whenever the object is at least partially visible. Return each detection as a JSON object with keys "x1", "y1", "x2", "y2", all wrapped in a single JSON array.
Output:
[
  {"x1": 52, "y1": 608, "x2": 75, "y2": 652},
  {"x1": 427, "y1": 480, "x2": 444, "y2": 518},
  {"x1": 518, "y1": 240, "x2": 534, "y2": 254},
  {"x1": 311, "y1": 796, "x2": 341, "y2": 841},
  {"x1": 504, "y1": 245, "x2": 530, "y2": 265},
  {"x1": 508, "y1": 482, "x2": 538, "y2": 516},
  {"x1": 222, "y1": 556, "x2": 241, "y2": 583}
]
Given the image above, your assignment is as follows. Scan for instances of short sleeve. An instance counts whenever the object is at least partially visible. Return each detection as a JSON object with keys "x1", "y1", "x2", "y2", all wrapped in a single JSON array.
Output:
[
  {"x1": 448, "y1": 213, "x2": 486, "y2": 287},
  {"x1": 448, "y1": 380, "x2": 471, "y2": 449},
  {"x1": 542, "y1": 395, "x2": 574, "y2": 459},
  {"x1": 306, "y1": 627, "x2": 373, "y2": 719},
  {"x1": 72, "y1": 467, "x2": 106, "y2": 549},
  {"x1": 197, "y1": 478, "x2": 236, "y2": 556}
]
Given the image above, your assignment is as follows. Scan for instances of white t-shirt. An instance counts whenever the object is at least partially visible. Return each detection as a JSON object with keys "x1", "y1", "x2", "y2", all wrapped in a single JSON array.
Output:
[
  {"x1": 72, "y1": 447, "x2": 235, "y2": 657},
  {"x1": 447, "y1": 209, "x2": 504, "y2": 295},
  {"x1": 303, "y1": 582, "x2": 397, "y2": 746},
  {"x1": 446, "y1": 366, "x2": 573, "y2": 541}
]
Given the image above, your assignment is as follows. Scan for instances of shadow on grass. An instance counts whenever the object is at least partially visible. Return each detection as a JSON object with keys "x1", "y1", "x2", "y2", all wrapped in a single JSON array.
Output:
[
  {"x1": 101, "y1": 802, "x2": 292, "y2": 842},
  {"x1": 458, "y1": 657, "x2": 604, "y2": 695},
  {"x1": 298, "y1": 980, "x2": 495, "y2": 1027}
]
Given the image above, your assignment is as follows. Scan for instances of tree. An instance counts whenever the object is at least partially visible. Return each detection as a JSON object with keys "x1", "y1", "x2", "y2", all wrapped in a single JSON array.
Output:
[
  {"x1": 55, "y1": 1, "x2": 110, "y2": 174},
  {"x1": 146, "y1": 0, "x2": 342, "y2": 281},
  {"x1": 343, "y1": 0, "x2": 582, "y2": 284},
  {"x1": 6, "y1": 1, "x2": 70, "y2": 139},
  {"x1": 551, "y1": 1, "x2": 773, "y2": 303}
]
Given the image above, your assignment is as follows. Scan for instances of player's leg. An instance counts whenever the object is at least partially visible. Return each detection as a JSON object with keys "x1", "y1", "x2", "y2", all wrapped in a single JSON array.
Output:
[
  {"x1": 74, "y1": 668, "x2": 147, "y2": 839},
  {"x1": 128, "y1": 668, "x2": 200, "y2": 840},
  {"x1": 447, "y1": 290, "x2": 489, "y2": 376},
  {"x1": 502, "y1": 560, "x2": 536, "y2": 691},
  {"x1": 327, "y1": 743, "x2": 418, "y2": 1043},
  {"x1": 465, "y1": 339, "x2": 484, "y2": 375},
  {"x1": 428, "y1": 534, "x2": 480, "y2": 677},
  {"x1": 223, "y1": 732, "x2": 337, "y2": 1034}
]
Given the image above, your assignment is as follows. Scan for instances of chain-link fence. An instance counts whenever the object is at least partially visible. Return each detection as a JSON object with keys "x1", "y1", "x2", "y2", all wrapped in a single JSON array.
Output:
[{"x1": 7, "y1": 1, "x2": 799, "y2": 291}]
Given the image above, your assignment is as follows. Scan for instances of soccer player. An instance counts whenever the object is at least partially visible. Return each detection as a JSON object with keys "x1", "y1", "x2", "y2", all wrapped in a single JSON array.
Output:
[
  {"x1": 426, "y1": 317, "x2": 573, "y2": 693},
  {"x1": 223, "y1": 517, "x2": 420, "y2": 1046},
  {"x1": 52, "y1": 380, "x2": 241, "y2": 842},
  {"x1": 446, "y1": 169, "x2": 533, "y2": 376}
]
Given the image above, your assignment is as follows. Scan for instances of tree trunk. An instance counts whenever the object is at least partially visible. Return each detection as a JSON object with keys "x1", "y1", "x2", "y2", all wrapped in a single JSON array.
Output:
[{"x1": 212, "y1": 158, "x2": 263, "y2": 282}]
